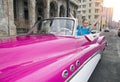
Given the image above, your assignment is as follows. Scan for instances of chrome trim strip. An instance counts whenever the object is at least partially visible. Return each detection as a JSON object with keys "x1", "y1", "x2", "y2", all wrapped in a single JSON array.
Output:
[{"x1": 66, "y1": 52, "x2": 101, "y2": 82}]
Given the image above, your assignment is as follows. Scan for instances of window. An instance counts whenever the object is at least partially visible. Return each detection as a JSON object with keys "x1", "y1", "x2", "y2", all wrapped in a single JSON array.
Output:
[
  {"x1": 24, "y1": 10, "x2": 29, "y2": 20},
  {"x1": 89, "y1": 9, "x2": 91, "y2": 13},
  {"x1": 24, "y1": 0, "x2": 29, "y2": 20},
  {"x1": 82, "y1": 16, "x2": 86, "y2": 19},
  {"x1": 88, "y1": 15, "x2": 91, "y2": 19},
  {"x1": 13, "y1": 0, "x2": 17, "y2": 19},
  {"x1": 82, "y1": 10, "x2": 86, "y2": 14},
  {"x1": 79, "y1": 5, "x2": 81, "y2": 8},
  {"x1": 83, "y1": 0, "x2": 86, "y2": 2},
  {"x1": 78, "y1": 11, "x2": 81, "y2": 14},
  {"x1": 82, "y1": 5, "x2": 86, "y2": 8},
  {"x1": 95, "y1": 9, "x2": 99, "y2": 13},
  {"x1": 94, "y1": 15, "x2": 99, "y2": 19},
  {"x1": 89, "y1": 3, "x2": 91, "y2": 7},
  {"x1": 59, "y1": 5, "x2": 65, "y2": 17},
  {"x1": 95, "y1": 2, "x2": 100, "y2": 7}
]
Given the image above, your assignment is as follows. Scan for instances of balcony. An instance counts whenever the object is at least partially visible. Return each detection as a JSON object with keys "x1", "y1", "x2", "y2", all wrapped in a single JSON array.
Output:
[{"x1": 95, "y1": 0, "x2": 103, "y2": 3}]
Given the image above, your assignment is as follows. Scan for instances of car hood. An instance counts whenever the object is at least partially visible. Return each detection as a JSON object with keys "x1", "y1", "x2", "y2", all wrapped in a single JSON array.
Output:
[
  {"x1": 0, "y1": 34, "x2": 80, "y2": 82},
  {"x1": 0, "y1": 34, "x2": 59, "y2": 48},
  {"x1": 0, "y1": 34, "x2": 102, "y2": 82}
]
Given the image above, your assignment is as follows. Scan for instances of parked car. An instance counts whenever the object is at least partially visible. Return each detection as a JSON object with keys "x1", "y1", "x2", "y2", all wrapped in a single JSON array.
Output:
[
  {"x1": 118, "y1": 28, "x2": 120, "y2": 37},
  {"x1": 104, "y1": 27, "x2": 110, "y2": 32},
  {"x1": 0, "y1": 17, "x2": 106, "y2": 82},
  {"x1": 91, "y1": 30, "x2": 100, "y2": 34}
]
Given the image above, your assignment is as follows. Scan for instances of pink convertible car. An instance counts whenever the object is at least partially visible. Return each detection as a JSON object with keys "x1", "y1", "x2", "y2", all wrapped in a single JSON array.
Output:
[{"x1": 0, "y1": 17, "x2": 106, "y2": 82}]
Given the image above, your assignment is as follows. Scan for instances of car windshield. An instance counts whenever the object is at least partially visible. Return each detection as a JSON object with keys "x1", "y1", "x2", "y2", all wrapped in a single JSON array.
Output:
[{"x1": 32, "y1": 18, "x2": 75, "y2": 36}]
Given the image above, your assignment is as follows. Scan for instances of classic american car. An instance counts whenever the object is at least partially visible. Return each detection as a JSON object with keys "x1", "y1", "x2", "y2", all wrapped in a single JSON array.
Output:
[{"x1": 0, "y1": 17, "x2": 106, "y2": 82}]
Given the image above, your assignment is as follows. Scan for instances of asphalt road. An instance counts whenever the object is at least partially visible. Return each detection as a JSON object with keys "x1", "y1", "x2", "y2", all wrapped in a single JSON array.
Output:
[{"x1": 88, "y1": 29, "x2": 120, "y2": 82}]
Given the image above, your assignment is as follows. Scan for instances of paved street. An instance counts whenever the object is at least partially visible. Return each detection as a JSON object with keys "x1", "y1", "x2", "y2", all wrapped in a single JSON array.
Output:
[{"x1": 88, "y1": 29, "x2": 120, "y2": 82}]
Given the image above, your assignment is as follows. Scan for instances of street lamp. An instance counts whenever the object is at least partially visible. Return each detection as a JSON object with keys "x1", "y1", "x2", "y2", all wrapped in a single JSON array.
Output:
[{"x1": 66, "y1": 0, "x2": 70, "y2": 17}]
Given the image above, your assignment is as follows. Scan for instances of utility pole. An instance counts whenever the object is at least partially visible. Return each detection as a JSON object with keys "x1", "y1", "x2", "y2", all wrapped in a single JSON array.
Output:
[{"x1": 66, "y1": 0, "x2": 70, "y2": 17}]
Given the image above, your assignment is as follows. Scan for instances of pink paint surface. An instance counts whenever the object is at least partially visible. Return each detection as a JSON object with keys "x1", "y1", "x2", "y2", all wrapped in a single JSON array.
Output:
[{"x1": 0, "y1": 34, "x2": 106, "y2": 82}]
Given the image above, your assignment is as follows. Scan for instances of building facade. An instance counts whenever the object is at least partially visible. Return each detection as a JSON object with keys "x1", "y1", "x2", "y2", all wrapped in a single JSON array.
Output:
[
  {"x1": 102, "y1": 7, "x2": 113, "y2": 28},
  {"x1": 77, "y1": 0, "x2": 103, "y2": 30},
  {"x1": 0, "y1": 0, "x2": 79, "y2": 36}
]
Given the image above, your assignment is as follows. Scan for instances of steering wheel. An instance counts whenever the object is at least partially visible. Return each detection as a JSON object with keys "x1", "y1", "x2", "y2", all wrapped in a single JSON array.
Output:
[
  {"x1": 60, "y1": 28, "x2": 72, "y2": 32},
  {"x1": 60, "y1": 28, "x2": 72, "y2": 35}
]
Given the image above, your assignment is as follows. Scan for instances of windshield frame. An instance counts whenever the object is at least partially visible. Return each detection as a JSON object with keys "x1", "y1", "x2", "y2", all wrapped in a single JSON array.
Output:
[{"x1": 28, "y1": 17, "x2": 76, "y2": 36}]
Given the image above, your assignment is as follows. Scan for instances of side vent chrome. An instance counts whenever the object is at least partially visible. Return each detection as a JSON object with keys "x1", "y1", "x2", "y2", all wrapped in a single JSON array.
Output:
[
  {"x1": 70, "y1": 64, "x2": 75, "y2": 72},
  {"x1": 76, "y1": 60, "x2": 80, "y2": 66},
  {"x1": 62, "y1": 70, "x2": 68, "y2": 78}
]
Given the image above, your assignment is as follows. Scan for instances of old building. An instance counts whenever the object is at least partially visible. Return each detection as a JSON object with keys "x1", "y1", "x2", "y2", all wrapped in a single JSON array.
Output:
[
  {"x1": 77, "y1": 0, "x2": 103, "y2": 30},
  {"x1": 0, "y1": 0, "x2": 16, "y2": 36},
  {"x1": 102, "y1": 7, "x2": 113, "y2": 28},
  {"x1": 0, "y1": 0, "x2": 79, "y2": 36}
]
